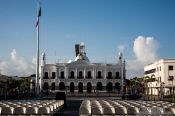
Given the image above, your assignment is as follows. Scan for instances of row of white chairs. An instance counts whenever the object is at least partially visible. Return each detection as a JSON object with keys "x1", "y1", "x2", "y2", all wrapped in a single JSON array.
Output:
[
  {"x1": 0, "y1": 100, "x2": 64, "y2": 115},
  {"x1": 79, "y1": 100, "x2": 175, "y2": 116}
]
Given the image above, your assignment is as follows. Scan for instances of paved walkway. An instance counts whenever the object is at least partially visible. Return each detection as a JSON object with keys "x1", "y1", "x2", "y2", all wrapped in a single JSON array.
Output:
[{"x1": 55, "y1": 99, "x2": 82, "y2": 116}]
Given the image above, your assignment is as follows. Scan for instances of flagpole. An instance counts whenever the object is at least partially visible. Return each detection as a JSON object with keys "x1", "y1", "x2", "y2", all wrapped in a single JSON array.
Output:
[{"x1": 36, "y1": 1, "x2": 40, "y2": 96}]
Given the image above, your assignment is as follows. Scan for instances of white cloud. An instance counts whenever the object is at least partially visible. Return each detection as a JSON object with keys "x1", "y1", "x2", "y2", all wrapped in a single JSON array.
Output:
[
  {"x1": 0, "y1": 49, "x2": 35, "y2": 76},
  {"x1": 32, "y1": 57, "x2": 36, "y2": 64},
  {"x1": 117, "y1": 44, "x2": 126, "y2": 52},
  {"x1": 0, "y1": 60, "x2": 10, "y2": 75},
  {"x1": 126, "y1": 36, "x2": 159, "y2": 78},
  {"x1": 133, "y1": 36, "x2": 159, "y2": 65}
]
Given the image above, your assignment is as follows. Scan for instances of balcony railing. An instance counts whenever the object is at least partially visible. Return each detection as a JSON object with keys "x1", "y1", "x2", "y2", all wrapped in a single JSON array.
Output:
[
  {"x1": 57, "y1": 76, "x2": 121, "y2": 79},
  {"x1": 106, "y1": 76, "x2": 113, "y2": 79},
  {"x1": 77, "y1": 76, "x2": 84, "y2": 79},
  {"x1": 96, "y1": 76, "x2": 103, "y2": 79},
  {"x1": 43, "y1": 77, "x2": 49, "y2": 79},
  {"x1": 115, "y1": 76, "x2": 121, "y2": 79},
  {"x1": 60, "y1": 76, "x2": 65, "y2": 79},
  {"x1": 68, "y1": 76, "x2": 75, "y2": 79},
  {"x1": 86, "y1": 76, "x2": 92, "y2": 79},
  {"x1": 51, "y1": 77, "x2": 56, "y2": 79}
]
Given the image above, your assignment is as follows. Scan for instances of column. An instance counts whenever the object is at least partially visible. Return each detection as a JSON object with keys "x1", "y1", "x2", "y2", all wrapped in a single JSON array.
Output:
[
  {"x1": 65, "y1": 67, "x2": 67, "y2": 79},
  {"x1": 76, "y1": 68, "x2": 77, "y2": 79},
  {"x1": 84, "y1": 68, "x2": 86, "y2": 79},
  {"x1": 105, "y1": 65, "x2": 107, "y2": 79}
]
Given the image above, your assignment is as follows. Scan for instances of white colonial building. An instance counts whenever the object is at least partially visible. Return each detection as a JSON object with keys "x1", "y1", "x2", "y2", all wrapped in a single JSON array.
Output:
[
  {"x1": 40, "y1": 43, "x2": 125, "y2": 94},
  {"x1": 144, "y1": 59, "x2": 175, "y2": 96}
]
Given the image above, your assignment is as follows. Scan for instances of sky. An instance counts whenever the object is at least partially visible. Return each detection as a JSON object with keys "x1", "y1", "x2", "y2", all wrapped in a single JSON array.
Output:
[{"x1": 0, "y1": 0, "x2": 175, "y2": 78}]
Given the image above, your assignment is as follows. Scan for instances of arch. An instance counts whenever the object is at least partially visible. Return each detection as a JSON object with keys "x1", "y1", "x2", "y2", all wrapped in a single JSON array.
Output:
[
  {"x1": 70, "y1": 82, "x2": 74, "y2": 93},
  {"x1": 151, "y1": 74, "x2": 155, "y2": 78},
  {"x1": 70, "y1": 71, "x2": 74, "y2": 78},
  {"x1": 107, "y1": 82, "x2": 113, "y2": 92},
  {"x1": 59, "y1": 82, "x2": 65, "y2": 90},
  {"x1": 52, "y1": 72, "x2": 56, "y2": 79},
  {"x1": 51, "y1": 82, "x2": 55, "y2": 90},
  {"x1": 44, "y1": 72, "x2": 48, "y2": 79},
  {"x1": 79, "y1": 71, "x2": 83, "y2": 78},
  {"x1": 96, "y1": 82, "x2": 103, "y2": 91},
  {"x1": 150, "y1": 74, "x2": 156, "y2": 82},
  {"x1": 97, "y1": 71, "x2": 102, "y2": 78},
  {"x1": 61, "y1": 71, "x2": 64, "y2": 78},
  {"x1": 87, "y1": 82, "x2": 92, "y2": 93},
  {"x1": 108, "y1": 72, "x2": 112, "y2": 79},
  {"x1": 43, "y1": 82, "x2": 49, "y2": 90},
  {"x1": 115, "y1": 82, "x2": 120, "y2": 91},
  {"x1": 87, "y1": 71, "x2": 91, "y2": 78},
  {"x1": 78, "y1": 82, "x2": 83, "y2": 93}
]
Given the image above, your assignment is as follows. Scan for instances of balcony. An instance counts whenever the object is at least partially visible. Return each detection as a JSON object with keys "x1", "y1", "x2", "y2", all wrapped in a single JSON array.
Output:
[
  {"x1": 51, "y1": 77, "x2": 56, "y2": 79},
  {"x1": 77, "y1": 76, "x2": 84, "y2": 79},
  {"x1": 96, "y1": 76, "x2": 103, "y2": 79},
  {"x1": 115, "y1": 76, "x2": 121, "y2": 79},
  {"x1": 106, "y1": 76, "x2": 113, "y2": 79},
  {"x1": 43, "y1": 77, "x2": 49, "y2": 79},
  {"x1": 69, "y1": 76, "x2": 75, "y2": 79},
  {"x1": 60, "y1": 76, "x2": 65, "y2": 79},
  {"x1": 86, "y1": 76, "x2": 92, "y2": 79}
]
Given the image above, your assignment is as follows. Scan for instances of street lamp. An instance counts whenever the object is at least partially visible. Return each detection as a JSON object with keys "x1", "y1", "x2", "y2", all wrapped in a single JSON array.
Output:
[
  {"x1": 160, "y1": 82, "x2": 164, "y2": 101},
  {"x1": 168, "y1": 76, "x2": 174, "y2": 102}
]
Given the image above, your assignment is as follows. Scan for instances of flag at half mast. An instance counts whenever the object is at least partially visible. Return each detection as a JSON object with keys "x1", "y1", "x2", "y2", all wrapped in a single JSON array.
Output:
[{"x1": 36, "y1": 1, "x2": 41, "y2": 27}]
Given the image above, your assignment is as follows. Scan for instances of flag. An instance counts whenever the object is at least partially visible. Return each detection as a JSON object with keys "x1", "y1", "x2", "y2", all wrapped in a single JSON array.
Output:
[{"x1": 36, "y1": 2, "x2": 41, "y2": 27}]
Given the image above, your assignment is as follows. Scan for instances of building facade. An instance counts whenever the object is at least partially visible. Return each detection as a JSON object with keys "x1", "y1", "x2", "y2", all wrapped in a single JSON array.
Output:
[
  {"x1": 40, "y1": 43, "x2": 125, "y2": 94},
  {"x1": 144, "y1": 59, "x2": 175, "y2": 96}
]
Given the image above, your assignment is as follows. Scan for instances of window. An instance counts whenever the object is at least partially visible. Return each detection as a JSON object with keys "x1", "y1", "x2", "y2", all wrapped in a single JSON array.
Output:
[
  {"x1": 44, "y1": 72, "x2": 48, "y2": 79},
  {"x1": 107, "y1": 72, "x2": 112, "y2": 79},
  {"x1": 52, "y1": 72, "x2": 56, "y2": 79},
  {"x1": 70, "y1": 71, "x2": 74, "y2": 78},
  {"x1": 116, "y1": 72, "x2": 120, "y2": 79},
  {"x1": 51, "y1": 82, "x2": 55, "y2": 90},
  {"x1": 87, "y1": 71, "x2": 92, "y2": 78},
  {"x1": 144, "y1": 68, "x2": 156, "y2": 74},
  {"x1": 43, "y1": 82, "x2": 49, "y2": 90},
  {"x1": 78, "y1": 71, "x2": 83, "y2": 78},
  {"x1": 169, "y1": 65, "x2": 173, "y2": 70},
  {"x1": 97, "y1": 71, "x2": 101, "y2": 78},
  {"x1": 61, "y1": 71, "x2": 64, "y2": 78}
]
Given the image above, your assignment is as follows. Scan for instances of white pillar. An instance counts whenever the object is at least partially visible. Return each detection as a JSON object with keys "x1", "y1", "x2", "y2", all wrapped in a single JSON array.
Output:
[
  {"x1": 65, "y1": 67, "x2": 67, "y2": 79},
  {"x1": 84, "y1": 68, "x2": 86, "y2": 79},
  {"x1": 105, "y1": 65, "x2": 107, "y2": 79},
  {"x1": 76, "y1": 68, "x2": 77, "y2": 79}
]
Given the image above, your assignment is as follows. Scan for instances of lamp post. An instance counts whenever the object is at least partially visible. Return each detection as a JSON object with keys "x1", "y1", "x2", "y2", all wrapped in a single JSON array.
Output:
[
  {"x1": 160, "y1": 81, "x2": 163, "y2": 101},
  {"x1": 172, "y1": 77, "x2": 174, "y2": 102},
  {"x1": 168, "y1": 76, "x2": 174, "y2": 102}
]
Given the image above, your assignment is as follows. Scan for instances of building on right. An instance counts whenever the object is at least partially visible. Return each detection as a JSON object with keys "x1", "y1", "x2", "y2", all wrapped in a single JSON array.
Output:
[{"x1": 144, "y1": 59, "x2": 175, "y2": 96}]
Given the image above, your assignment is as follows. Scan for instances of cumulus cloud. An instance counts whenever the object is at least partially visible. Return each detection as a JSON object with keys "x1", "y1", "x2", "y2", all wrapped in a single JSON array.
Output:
[
  {"x1": 0, "y1": 60, "x2": 10, "y2": 75},
  {"x1": 126, "y1": 36, "x2": 159, "y2": 78},
  {"x1": 133, "y1": 36, "x2": 159, "y2": 65},
  {"x1": 0, "y1": 49, "x2": 35, "y2": 76}
]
